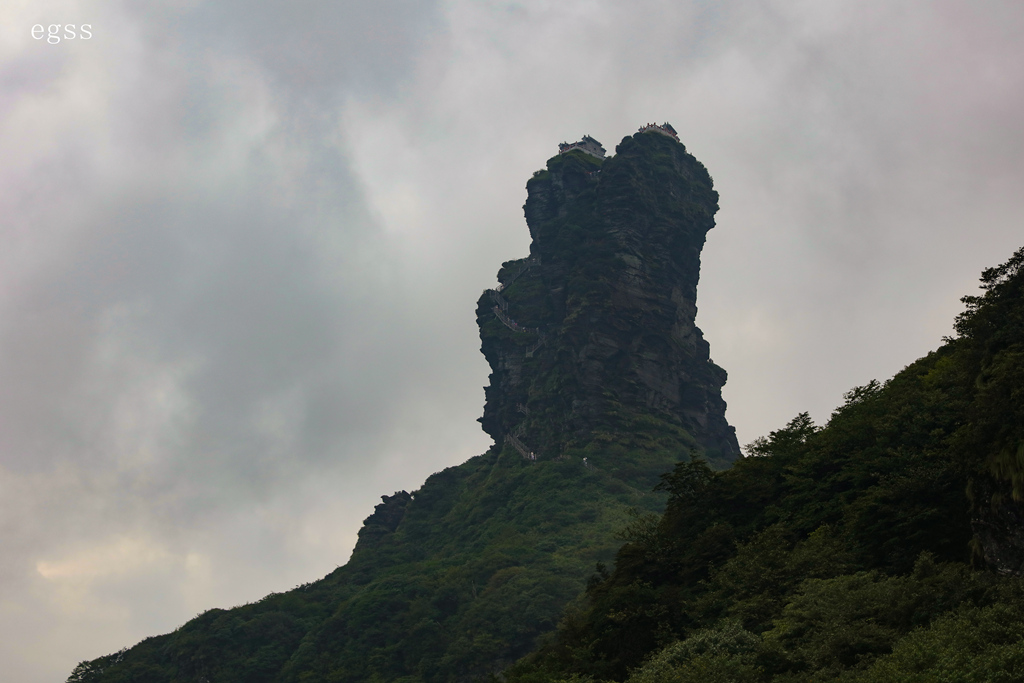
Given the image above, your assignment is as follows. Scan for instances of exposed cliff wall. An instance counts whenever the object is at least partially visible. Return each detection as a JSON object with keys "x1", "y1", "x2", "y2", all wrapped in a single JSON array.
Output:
[{"x1": 478, "y1": 131, "x2": 739, "y2": 468}]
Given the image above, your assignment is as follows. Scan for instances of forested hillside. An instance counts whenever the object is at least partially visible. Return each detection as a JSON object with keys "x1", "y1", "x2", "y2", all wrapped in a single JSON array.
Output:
[{"x1": 507, "y1": 246, "x2": 1024, "y2": 682}]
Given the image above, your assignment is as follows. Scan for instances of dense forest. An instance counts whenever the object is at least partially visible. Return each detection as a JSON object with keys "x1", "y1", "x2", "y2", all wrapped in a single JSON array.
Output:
[{"x1": 506, "y1": 245, "x2": 1024, "y2": 682}]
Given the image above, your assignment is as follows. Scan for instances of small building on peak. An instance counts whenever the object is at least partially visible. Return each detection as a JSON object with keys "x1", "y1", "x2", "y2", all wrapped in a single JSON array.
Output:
[
  {"x1": 638, "y1": 122, "x2": 679, "y2": 141},
  {"x1": 558, "y1": 135, "x2": 606, "y2": 159}
]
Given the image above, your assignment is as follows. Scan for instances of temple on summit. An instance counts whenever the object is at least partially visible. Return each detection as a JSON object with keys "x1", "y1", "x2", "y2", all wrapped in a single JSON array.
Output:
[
  {"x1": 558, "y1": 125, "x2": 679, "y2": 160},
  {"x1": 638, "y1": 122, "x2": 679, "y2": 140},
  {"x1": 557, "y1": 135, "x2": 605, "y2": 159}
]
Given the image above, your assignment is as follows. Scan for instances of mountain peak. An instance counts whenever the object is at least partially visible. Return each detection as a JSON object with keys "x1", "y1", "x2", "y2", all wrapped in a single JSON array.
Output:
[{"x1": 479, "y1": 129, "x2": 739, "y2": 467}]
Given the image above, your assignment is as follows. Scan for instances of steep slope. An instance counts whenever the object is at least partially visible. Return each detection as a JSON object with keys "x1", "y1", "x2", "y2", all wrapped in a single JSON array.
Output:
[{"x1": 68, "y1": 129, "x2": 738, "y2": 683}]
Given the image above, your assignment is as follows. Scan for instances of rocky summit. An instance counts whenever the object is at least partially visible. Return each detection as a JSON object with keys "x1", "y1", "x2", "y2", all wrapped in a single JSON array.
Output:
[
  {"x1": 67, "y1": 128, "x2": 738, "y2": 683},
  {"x1": 479, "y1": 130, "x2": 738, "y2": 467}
]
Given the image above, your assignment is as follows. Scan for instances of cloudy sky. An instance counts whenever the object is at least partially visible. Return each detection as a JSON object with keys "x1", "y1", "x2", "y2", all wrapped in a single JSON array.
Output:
[{"x1": 2, "y1": 1, "x2": 1022, "y2": 679}]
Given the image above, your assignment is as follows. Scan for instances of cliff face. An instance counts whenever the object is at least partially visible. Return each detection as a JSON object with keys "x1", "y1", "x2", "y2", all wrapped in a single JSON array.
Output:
[
  {"x1": 478, "y1": 131, "x2": 739, "y2": 467},
  {"x1": 971, "y1": 478, "x2": 1024, "y2": 575}
]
